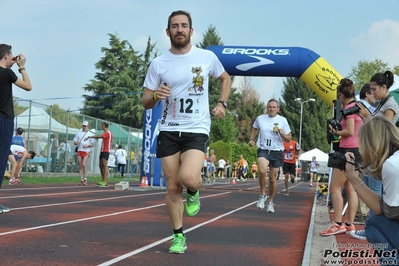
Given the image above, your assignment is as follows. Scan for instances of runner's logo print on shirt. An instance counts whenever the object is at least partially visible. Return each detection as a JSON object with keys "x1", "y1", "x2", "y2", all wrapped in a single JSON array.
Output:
[
  {"x1": 191, "y1": 66, "x2": 204, "y2": 93},
  {"x1": 273, "y1": 123, "x2": 279, "y2": 134}
]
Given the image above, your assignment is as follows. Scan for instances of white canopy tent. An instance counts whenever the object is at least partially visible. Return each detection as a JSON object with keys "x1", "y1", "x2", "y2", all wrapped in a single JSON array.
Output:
[
  {"x1": 298, "y1": 148, "x2": 329, "y2": 163},
  {"x1": 14, "y1": 106, "x2": 78, "y2": 134}
]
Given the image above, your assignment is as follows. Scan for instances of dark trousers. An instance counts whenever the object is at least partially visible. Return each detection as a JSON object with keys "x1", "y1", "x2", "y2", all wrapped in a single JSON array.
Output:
[
  {"x1": 117, "y1": 164, "x2": 126, "y2": 177},
  {"x1": 0, "y1": 118, "x2": 13, "y2": 189},
  {"x1": 51, "y1": 152, "x2": 57, "y2": 172}
]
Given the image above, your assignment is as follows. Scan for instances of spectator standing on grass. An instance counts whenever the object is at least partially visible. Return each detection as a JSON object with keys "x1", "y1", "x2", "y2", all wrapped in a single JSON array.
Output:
[
  {"x1": 74, "y1": 121, "x2": 95, "y2": 186},
  {"x1": 237, "y1": 154, "x2": 247, "y2": 181},
  {"x1": 50, "y1": 133, "x2": 59, "y2": 172},
  {"x1": 141, "y1": 10, "x2": 231, "y2": 254},
  {"x1": 11, "y1": 127, "x2": 26, "y2": 168},
  {"x1": 225, "y1": 159, "x2": 231, "y2": 179},
  {"x1": 208, "y1": 149, "x2": 216, "y2": 182},
  {"x1": 217, "y1": 157, "x2": 226, "y2": 178},
  {"x1": 85, "y1": 122, "x2": 112, "y2": 188},
  {"x1": 58, "y1": 137, "x2": 71, "y2": 171},
  {"x1": 115, "y1": 144, "x2": 127, "y2": 177},
  {"x1": 11, "y1": 127, "x2": 26, "y2": 148},
  {"x1": 0, "y1": 44, "x2": 32, "y2": 214}
]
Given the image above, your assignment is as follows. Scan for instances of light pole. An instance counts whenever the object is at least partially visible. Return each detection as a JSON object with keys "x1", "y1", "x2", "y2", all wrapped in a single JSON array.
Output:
[{"x1": 294, "y1": 98, "x2": 315, "y2": 149}]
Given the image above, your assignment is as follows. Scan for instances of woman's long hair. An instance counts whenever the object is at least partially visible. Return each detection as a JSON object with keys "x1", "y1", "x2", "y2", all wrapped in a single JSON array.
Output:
[{"x1": 359, "y1": 116, "x2": 399, "y2": 180}]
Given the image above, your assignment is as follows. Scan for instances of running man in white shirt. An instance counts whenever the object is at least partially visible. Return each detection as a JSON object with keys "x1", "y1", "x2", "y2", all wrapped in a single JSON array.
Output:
[
  {"x1": 142, "y1": 10, "x2": 231, "y2": 254},
  {"x1": 249, "y1": 99, "x2": 292, "y2": 213}
]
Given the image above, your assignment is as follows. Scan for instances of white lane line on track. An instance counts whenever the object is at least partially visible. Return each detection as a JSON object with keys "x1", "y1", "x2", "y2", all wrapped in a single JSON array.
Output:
[
  {"x1": 0, "y1": 192, "x2": 231, "y2": 237},
  {"x1": 3, "y1": 185, "x2": 95, "y2": 191},
  {"x1": 10, "y1": 191, "x2": 166, "y2": 211},
  {"x1": 98, "y1": 199, "x2": 256, "y2": 266},
  {"x1": 0, "y1": 189, "x2": 109, "y2": 200}
]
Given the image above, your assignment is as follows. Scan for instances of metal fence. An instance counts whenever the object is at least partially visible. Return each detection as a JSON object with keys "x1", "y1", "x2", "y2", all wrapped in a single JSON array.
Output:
[{"x1": 14, "y1": 99, "x2": 142, "y2": 175}]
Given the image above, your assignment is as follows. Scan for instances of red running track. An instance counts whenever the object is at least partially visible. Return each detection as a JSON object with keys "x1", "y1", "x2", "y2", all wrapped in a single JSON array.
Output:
[{"x1": 0, "y1": 179, "x2": 314, "y2": 266}]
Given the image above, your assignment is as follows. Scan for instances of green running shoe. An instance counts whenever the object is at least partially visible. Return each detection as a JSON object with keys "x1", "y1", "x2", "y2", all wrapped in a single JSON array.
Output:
[
  {"x1": 169, "y1": 233, "x2": 187, "y2": 254},
  {"x1": 185, "y1": 190, "x2": 200, "y2": 216},
  {"x1": 96, "y1": 182, "x2": 108, "y2": 188}
]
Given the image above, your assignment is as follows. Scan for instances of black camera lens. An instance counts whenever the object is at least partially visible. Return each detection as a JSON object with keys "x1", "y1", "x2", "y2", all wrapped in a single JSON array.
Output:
[{"x1": 341, "y1": 103, "x2": 362, "y2": 117}]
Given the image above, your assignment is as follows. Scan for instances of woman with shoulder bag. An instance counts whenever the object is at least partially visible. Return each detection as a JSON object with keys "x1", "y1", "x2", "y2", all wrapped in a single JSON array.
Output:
[{"x1": 320, "y1": 78, "x2": 363, "y2": 236}]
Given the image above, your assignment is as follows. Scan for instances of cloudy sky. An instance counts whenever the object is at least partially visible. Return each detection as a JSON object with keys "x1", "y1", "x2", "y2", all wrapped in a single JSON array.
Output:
[{"x1": 3, "y1": 0, "x2": 399, "y2": 111}]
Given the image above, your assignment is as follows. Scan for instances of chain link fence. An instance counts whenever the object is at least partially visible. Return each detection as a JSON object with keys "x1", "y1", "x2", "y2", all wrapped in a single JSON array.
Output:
[{"x1": 13, "y1": 99, "x2": 142, "y2": 175}]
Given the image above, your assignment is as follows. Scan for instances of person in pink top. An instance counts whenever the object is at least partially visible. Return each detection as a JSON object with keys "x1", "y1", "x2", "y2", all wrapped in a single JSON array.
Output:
[{"x1": 320, "y1": 78, "x2": 363, "y2": 236}]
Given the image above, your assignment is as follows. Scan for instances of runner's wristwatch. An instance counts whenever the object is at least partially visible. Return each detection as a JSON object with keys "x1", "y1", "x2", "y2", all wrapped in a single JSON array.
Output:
[{"x1": 219, "y1": 101, "x2": 228, "y2": 109}]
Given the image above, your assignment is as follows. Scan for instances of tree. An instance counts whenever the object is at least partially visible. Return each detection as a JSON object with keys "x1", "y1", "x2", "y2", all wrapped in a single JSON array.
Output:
[
  {"x1": 279, "y1": 78, "x2": 331, "y2": 152},
  {"x1": 82, "y1": 34, "x2": 157, "y2": 128},
  {"x1": 234, "y1": 77, "x2": 266, "y2": 142},
  {"x1": 196, "y1": 25, "x2": 241, "y2": 143},
  {"x1": 348, "y1": 59, "x2": 399, "y2": 90},
  {"x1": 45, "y1": 104, "x2": 81, "y2": 130}
]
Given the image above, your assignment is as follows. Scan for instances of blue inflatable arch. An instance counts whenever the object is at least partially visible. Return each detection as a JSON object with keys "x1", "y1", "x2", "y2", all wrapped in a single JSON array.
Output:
[{"x1": 141, "y1": 45, "x2": 342, "y2": 186}]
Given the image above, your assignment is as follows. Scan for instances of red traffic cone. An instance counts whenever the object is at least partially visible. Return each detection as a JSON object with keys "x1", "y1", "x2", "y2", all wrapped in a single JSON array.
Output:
[
  {"x1": 140, "y1": 176, "x2": 146, "y2": 187},
  {"x1": 231, "y1": 178, "x2": 236, "y2": 185},
  {"x1": 143, "y1": 176, "x2": 149, "y2": 187}
]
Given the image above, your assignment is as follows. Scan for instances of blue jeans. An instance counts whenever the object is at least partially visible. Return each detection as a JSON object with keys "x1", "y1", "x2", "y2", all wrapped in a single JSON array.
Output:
[
  {"x1": 362, "y1": 175, "x2": 382, "y2": 217},
  {"x1": 365, "y1": 215, "x2": 399, "y2": 265}
]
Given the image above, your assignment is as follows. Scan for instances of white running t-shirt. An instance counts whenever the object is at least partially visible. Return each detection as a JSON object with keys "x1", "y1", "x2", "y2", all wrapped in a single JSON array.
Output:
[
  {"x1": 10, "y1": 144, "x2": 26, "y2": 157},
  {"x1": 143, "y1": 46, "x2": 226, "y2": 135},
  {"x1": 252, "y1": 114, "x2": 291, "y2": 151}
]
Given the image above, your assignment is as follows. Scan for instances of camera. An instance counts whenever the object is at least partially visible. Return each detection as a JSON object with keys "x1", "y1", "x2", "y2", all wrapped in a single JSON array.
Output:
[
  {"x1": 327, "y1": 119, "x2": 342, "y2": 131},
  {"x1": 327, "y1": 152, "x2": 359, "y2": 170},
  {"x1": 341, "y1": 102, "x2": 370, "y2": 117}
]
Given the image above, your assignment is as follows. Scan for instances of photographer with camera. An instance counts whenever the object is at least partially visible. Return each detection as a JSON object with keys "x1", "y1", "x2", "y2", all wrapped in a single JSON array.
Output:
[
  {"x1": 0, "y1": 44, "x2": 32, "y2": 214},
  {"x1": 320, "y1": 78, "x2": 363, "y2": 236},
  {"x1": 344, "y1": 116, "x2": 399, "y2": 265}
]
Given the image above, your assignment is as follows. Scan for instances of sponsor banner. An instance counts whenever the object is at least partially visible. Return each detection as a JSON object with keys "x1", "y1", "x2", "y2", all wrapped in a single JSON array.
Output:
[
  {"x1": 141, "y1": 103, "x2": 165, "y2": 186},
  {"x1": 206, "y1": 45, "x2": 342, "y2": 107}
]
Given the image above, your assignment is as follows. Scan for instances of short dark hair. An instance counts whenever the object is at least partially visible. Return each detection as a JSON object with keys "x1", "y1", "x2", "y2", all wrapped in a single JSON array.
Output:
[
  {"x1": 0, "y1": 44, "x2": 12, "y2": 60},
  {"x1": 118, "y1": 144, "x2": 122, "y2": 149},
  {"x1": 102, "y1": 122, "x2": 109, "y2": 128},
  {"x1": 28, "y1": 151, "x2": 36, "y2": 159},
  {"x1": 16, "y1": 127, "x2": 24, "y2": 135},
  {"x1": 359, "y1": 83, "x2": 371, "y2": 99},
  {"x1": 168, "y1": 10, "x2": 192, "y2": 29},
  {"x1": 267, "y1": 99, "x2": 279, "y2": 107}
]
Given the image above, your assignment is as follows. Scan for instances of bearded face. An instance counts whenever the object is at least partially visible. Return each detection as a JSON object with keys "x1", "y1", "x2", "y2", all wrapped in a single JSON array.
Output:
[
  {"x1": 170, "y1": 31, "x2": 191, "y2": 49},
  {"x1": 167, "y1": 14, "x2": 192, "y2": 49}
]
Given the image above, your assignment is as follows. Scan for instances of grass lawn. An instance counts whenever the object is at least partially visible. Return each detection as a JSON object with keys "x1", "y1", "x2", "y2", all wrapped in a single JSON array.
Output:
[{"x1": 3, "y1": 174, "x2": 141, "y2": 185}]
